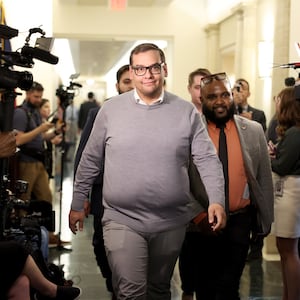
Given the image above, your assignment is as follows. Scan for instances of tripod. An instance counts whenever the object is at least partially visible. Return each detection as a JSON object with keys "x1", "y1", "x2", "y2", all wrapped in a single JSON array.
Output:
[{"x1": 55, "y1": 103, "x2": 73, "y2": 252}]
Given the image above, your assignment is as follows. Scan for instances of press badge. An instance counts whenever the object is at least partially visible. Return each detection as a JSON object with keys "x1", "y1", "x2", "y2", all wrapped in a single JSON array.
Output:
[
  {"x1": 275, "y1": 179, "x2": 284, "y2": 197},
  {"x1": 242, "y1": 183, "x2": 250, "y2": 199}
]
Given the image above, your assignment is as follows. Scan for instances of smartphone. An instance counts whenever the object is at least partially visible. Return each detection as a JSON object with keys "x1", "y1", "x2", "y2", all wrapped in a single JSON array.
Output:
[{"x1": 50, "y1": 117, "x2": 58, "y2": 124}]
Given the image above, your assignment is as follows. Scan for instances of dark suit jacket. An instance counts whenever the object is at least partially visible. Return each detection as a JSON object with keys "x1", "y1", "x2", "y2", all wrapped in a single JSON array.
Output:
[
  {"x1": 234, "y1": 115, "x2": 273, "y2": 235},
  {"x1": 247, "y1": 104, "x2": 267, "y2": 131},
  {"x1": 74, "y1": 106, "x2": 102, "y2": 216}
]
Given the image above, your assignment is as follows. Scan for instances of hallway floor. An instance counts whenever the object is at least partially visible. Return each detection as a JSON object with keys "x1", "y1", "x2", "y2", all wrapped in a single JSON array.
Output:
[{"x1": 49, "y1": 149, "x2": 283, "y2": 300}]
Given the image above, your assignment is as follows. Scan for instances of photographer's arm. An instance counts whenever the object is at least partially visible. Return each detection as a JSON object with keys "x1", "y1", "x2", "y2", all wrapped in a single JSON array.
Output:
[{"x1": 15, "y1": 122, "x2": 54, "y2": 146}]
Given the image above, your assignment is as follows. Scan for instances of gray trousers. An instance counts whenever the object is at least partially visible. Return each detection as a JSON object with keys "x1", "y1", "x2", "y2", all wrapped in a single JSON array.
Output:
[{"x1": 103, "y1": 221, "x2": 186, "y2": 300}]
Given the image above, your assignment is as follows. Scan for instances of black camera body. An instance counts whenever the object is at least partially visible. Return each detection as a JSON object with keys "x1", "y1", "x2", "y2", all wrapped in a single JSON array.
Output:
[
  {"x1": 56, "y1": 81, "x2": 82, "y2": 110},
  {"x1": 0, "y1": 24, "x2": 58, "y2": 238},
  {"x1": 0, "y1": 24, "x2": 58, "y2": 91}
]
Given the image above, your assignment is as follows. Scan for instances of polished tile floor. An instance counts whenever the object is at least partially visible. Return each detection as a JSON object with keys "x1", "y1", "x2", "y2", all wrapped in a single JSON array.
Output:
[{"x1": 49, "y1": 144, "x2": 283, "y2": 300}]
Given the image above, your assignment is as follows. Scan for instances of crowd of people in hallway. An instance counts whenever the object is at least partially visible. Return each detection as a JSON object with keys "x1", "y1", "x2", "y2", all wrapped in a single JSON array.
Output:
[{"x1": 1, "y1": 42, "x2": 300, "y2": 300}]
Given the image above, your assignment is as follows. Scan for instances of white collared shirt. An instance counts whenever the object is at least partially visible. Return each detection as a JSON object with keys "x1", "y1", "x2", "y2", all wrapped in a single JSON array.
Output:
[{"x1": 133, "y1": 89, "x2": 164, "y2": 105}]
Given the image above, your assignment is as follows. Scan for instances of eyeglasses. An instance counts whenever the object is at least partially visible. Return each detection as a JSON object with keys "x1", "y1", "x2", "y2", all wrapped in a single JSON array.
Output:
[
  {"x1": 132, "y1": 62, "x2": 164, "y2": 76},
  {"x1": 200, "y1": 72, "x2": 228, "y2": 87}
]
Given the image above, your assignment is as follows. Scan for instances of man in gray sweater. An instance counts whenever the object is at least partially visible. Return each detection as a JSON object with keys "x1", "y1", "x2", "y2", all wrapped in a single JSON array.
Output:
[{"x1": 69, "y1": 43, "x2": 226, "y2": 300}]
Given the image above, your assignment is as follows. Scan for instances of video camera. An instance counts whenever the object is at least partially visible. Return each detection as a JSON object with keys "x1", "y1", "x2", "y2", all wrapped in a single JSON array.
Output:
[
  {"x1": 56, "y1": 74, "x2": 82, "y2": 110},
  {"x1": 0, "y1": 24, "x2": 59, "y2": 91}
]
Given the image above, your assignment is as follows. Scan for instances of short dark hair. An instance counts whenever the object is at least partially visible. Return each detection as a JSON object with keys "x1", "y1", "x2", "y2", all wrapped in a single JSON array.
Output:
[
  {"x1": 116, "y1": 64, "x2": 130, "y2": 83},
  {"x1": 188, "y1": 68, "x2": 211, "y2": 87},
  {"x1": 235, "y1": 78, "x2": 250, "y2": 91},
  {"x1": 30, "y1": 81, "x2": 44, "y2": 92},
  {"x1": 40, "y1": 98, "x2": 49, "y2": 108},
  {"x1": 88, "y1": 92, "x2": 94, "y2": 99},
  {"x1": 129, "y1": 43, "x2": 165, "y2": 65}
]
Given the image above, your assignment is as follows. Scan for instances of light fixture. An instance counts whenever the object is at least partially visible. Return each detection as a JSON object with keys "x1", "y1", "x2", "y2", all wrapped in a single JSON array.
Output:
[{"x1": 258, "y1": 41, "x2": 273, "y2": 78}]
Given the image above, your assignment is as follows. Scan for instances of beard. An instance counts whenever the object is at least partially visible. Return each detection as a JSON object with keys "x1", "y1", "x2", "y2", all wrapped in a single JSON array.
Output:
[{"x1": 202, "y1": 102, "x2": 235, "y2": 126}]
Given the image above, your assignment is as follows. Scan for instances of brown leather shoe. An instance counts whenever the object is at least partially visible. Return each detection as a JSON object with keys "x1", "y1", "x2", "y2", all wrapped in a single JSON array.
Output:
[{"x1": 49, "y1": 233, "x2": 71, "y2": 246}]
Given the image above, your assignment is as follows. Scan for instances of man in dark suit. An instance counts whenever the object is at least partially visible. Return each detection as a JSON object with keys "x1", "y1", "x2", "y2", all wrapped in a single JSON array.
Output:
[
  {"x1": 232, "y1": 78, "x2": 267, "y2": 261},
  {"x1": 77, "y1": 91, "x2": 100, "y2": 133},
  {"x1": 233, "y1": 78, "x2": 267, "y2": 131}
]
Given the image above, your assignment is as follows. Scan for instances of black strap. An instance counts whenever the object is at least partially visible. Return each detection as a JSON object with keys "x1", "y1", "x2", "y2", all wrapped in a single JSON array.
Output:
[
  {"x1": 218, "y1": 124, "x2": 229, "y2": 215},
  {"x1": 19, "y1": 147, "x2": 45, "y2": 163}
]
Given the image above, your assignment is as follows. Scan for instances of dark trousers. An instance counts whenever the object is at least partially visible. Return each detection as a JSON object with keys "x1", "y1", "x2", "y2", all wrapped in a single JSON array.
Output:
[
  {"x1": 211, "y1": 210, "x2": 252, "y2": 300},
  {"x1": 180, "y1": 208, "x2": 252, "y2": 300},
  {"x1": 93, "y1": 215, "x2": 113, "y2": 293},
  {"x1": 179, "y1": 231, "x2": 220, "y2": 299}
]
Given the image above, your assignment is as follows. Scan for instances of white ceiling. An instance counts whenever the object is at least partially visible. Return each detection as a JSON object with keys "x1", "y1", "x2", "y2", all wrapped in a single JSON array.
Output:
[
  {"x1": 59, "y1": 0, "x2": 174, "y2": 84},
  {"x1": 57, "y1": 0, "x2": 245, "y2": 86}
]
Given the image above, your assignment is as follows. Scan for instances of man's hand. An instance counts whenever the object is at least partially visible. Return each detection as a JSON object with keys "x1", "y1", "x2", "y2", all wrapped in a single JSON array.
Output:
[
  {"x1": 208, "y1": 203, "x2": 226, "y2": 232},
  {"x1": 0, "y1": 131, "x2": 16, "y2": 158},
  {"x1": 40, "y1": 121, "x2": 54, "y2": 133},
  {"x1": 69, "y1": 210, "x2": 85, "y2": 234},
  {"x1": 240, "y1": 111, "x2": 253, "y2": 120}
]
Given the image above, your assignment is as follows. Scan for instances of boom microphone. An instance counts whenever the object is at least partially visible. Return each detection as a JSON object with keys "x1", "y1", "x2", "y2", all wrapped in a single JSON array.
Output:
[
  {"x1": 70, "y1": 82, "x2": 82, "y2": 88},
  {"x1": 21, "y1": 45, "x2": 59, "y2": 65},
  {"x1": 279, "y1": 62, "x2": 300, "y2": 69}
]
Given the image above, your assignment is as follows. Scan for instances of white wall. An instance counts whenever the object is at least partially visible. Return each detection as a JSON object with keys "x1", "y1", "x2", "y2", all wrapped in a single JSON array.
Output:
[
  {"x1": 289, "y1": 0, "x2": 300, "y2": 79},
  {"x1": 52, "y1": 0, "x2": 208, "y2": 100}
]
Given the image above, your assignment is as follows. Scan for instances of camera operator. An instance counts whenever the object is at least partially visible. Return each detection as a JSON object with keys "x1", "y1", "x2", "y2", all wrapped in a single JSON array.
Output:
[
  {"x1": 13, "y1": 81, "x2": 56, "y2": 202},
  {"x1": 13, "y1": 82, "x2": 63, "y2": 244}
]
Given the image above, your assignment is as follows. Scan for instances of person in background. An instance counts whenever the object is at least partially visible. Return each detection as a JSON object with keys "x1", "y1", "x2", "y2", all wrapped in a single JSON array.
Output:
[
  {"x1": 0, "y1": 240, "x2": 81, "y2": 300},
  {"x1": 65, "y1": 102, "x2": 79, "y2": 160},
  {"x1": 39, "y1": 99, "x2": 63, "y2": 179},
  {"x1": 198, "y1": 72, "x2": 273, "y2": 299},
  {"x1": 232, "y1": 78, "x2": 267, "y2": 261},
  {"x1": 232, "y1": 78, "x2": 266, "y2": 130},
  {"x1": 115, "y1": 64, "x2": 135, "y2": 95},
  {"x1": 69, "y1": 43, "x2": 226, "y2": 300},
  {"x1": 13, "y1": 82, "x2": 55, "y2": 201},
  {"x1": 179, "y1": 67, "x2": 211, "y2": 300},
  {"x1": 270, "y1": 86, "x2": 300, "y2": 300},
  {"x1": 77, "y1": 91, "x2": 99, "y2": 133},
  {"x1": 74, "y1": 64, "x2": 133, "y2": 300},
  {"x1": 13, "y1": 82, "x2": 63, "y2": 246},
  {"x1": 188, "y1": 68, "x2": 211, "y2": 113}
]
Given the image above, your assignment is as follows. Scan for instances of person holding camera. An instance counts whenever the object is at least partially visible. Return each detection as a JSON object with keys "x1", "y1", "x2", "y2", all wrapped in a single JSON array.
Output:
[
  {"x1": 13, "y1": 82, "x2": 62, "y2": 244},
  {"x1": 39, "y1": 98, "x2": 63, "y2": 179},
  {"x1": 232, "y1": 78, "x2": 266, "y2": 131},
  {"x1": 13, "y1": 82, "x2": 55, "y2": 202}
]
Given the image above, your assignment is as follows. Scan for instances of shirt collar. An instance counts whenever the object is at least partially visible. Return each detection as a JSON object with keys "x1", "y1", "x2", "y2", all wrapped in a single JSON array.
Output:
[
  {"x1": 207, "y1": 119, "x2": 235, "y2": 131},
  {"x1": 133, "y1": 89, "x2": 164, "y2": 105}
]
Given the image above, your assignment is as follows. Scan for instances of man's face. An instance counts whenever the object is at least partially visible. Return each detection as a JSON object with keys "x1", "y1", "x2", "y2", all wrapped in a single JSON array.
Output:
[
  {"x1": 188, "y1": 75, "x2": 204, "y2": 110},
  {"x1": 27, "y1": 90, "x2": 43, "y2": 107},
  {"x1": 232, "y1": 81, "x2": 250, "y2": 106},
  {"x1": 201, "y1": 79, "x2": 235, "y2": 125},
  {"x1": 116, "y1": 70, "x2": 134, "y2": 94},
  {"x1": 130, "y1": 50, "x2": 167, "y2": 102}
]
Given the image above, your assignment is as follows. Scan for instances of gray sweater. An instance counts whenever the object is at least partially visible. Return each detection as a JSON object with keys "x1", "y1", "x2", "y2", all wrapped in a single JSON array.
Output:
[{"x1": 72, "y1": 90, "x2": 224, "y2": 233}]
